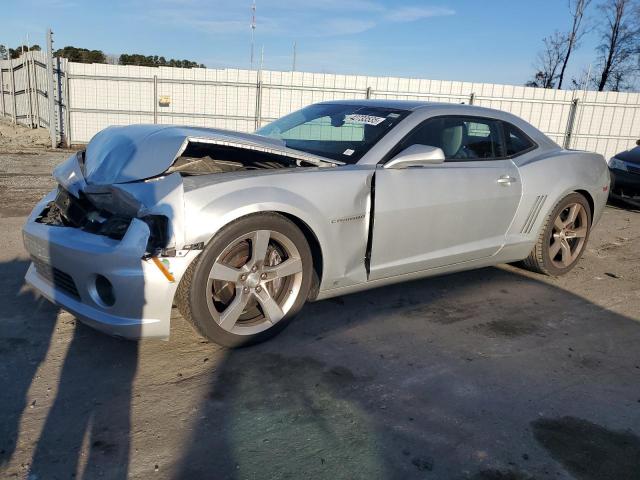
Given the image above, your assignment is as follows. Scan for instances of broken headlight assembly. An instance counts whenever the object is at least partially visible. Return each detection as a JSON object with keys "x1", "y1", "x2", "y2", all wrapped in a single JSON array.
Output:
[
  {"x1": 36, "y1": 187, "x2": 170, "y2": 255},
  {"x1": 143, "y1": 215, "x2": 169, "y2": 253}
]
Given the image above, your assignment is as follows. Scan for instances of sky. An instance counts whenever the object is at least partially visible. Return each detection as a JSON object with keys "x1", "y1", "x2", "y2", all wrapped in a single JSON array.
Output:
[{"x1": 3, "y1": 0, "x2": 605, "y2": 87}]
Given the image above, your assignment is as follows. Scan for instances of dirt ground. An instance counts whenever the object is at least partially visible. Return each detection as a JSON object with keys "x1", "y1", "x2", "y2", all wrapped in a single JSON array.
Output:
[
  {"x1": 0, "y1": 118, "x2": 52, "y2": 153},
  {"x1": 0, "y1": 148, "x2": 639, "y2": 480}
]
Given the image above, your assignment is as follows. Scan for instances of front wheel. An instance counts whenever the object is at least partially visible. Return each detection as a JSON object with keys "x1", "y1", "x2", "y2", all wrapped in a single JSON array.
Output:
[
  {"x1": 176, "y1": 213, "x2": 313, "y2": 347},
  {"x1": 521, "y1": 192, "x2": 592, "y2": 276}
]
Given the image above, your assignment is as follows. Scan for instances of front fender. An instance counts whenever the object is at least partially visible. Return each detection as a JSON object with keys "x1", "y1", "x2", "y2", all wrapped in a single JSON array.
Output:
[
  {"x1": 181, "y1": 168, "x2": 373, "y2": 292},
  {"x1": 186, "y1": 186, "x2": 330, "y2": 255}
]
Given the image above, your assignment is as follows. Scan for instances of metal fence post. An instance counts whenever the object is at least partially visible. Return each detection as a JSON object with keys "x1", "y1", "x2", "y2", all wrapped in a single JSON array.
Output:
[
  {"x1": 31, "y1": 53, "x2": 40, "y2": 127},
  {"x1": 0, "y1": 64, "x2": 5, "y2": 118},
  {"x1": 63, "y1": 60, "x2": 71, "y2": 146},
  {"x1": 153, "y1": 75, "x2": 158, "y2": 124},
  {"x1": 25, "y1": 53, "x2": 35, "y2": 127},
  {"x1": 55, "y1": 56, "x2": 65, "y2": 140},
  {"x1": 9, "y1": 58, "x2": 16, "y2": 124},
  {"x1": 254, "y1": 78, "x2": 262, "y2": 130},
  {"x1": 45, "y1": 28, "x2": 57, "y2": 148},
  {"x1": 365, "y1": 86, "x2": 372, "y2": 99},
  {"x1": 564, "y1": 98, "x2": 579, "y2": 149}
]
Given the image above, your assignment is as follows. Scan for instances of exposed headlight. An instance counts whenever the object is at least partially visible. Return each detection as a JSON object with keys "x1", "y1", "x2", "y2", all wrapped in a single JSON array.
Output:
[{"x1": 608, "y1": 157, "x2": 628, "y2": 171}]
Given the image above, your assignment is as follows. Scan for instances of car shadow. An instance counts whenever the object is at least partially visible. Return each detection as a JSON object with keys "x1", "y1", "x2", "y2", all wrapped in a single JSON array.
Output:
[
  {"x1": 171, "y1": 265, "x2": 640, "y2": 480},
  {"x1": 0, "y1": 257, "x2": 140, "y2": 480},
  {"x1": 4, "y1": 258, "x2": 640, "y2": 479},
  {"x1": 0, "y1": 259, "x2": 58, "y2": 469},
  {"x1": 28, "y1": 323, "x2": 138, "y2": 479}
]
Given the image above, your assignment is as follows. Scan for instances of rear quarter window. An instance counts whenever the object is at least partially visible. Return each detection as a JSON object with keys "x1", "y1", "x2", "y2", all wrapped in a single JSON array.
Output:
[{"x1": 504, "y1": 122, "x2": 535, "y2": 156}]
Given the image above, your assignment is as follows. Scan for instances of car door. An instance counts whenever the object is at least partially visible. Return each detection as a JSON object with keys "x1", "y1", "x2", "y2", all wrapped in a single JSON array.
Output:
[{"x1": 369, "y1": 116, "x2": 523, "y2": 280}]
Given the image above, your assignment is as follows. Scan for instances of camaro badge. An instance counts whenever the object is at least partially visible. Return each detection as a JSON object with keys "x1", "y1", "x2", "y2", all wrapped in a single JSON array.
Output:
[{"x1": 331, "y1": 214, "x2": 365, "y2": 224}]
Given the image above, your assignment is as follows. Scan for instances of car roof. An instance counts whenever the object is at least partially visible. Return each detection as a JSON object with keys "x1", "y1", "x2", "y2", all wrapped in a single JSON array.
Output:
[
  {"x1": 319, "y1": 99, "x2": 557, "y2": 146},
  {"x1": 318, "y1": 99, "x2": 450, "y2": 111},
  {"x1": 317, "y1": 99, "x2": 563, "y2": 163},
  {"x1": 318, "y1": 99, "x2": 521, "y2": 118}
]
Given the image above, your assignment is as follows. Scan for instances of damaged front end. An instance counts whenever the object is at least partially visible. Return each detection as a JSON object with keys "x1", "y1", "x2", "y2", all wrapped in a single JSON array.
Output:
[
  {"x1": 23, "y1": 124, "x2": 335, "y2": 339},
  {"x1": 22, "y1": 145, "x2": 193, "y2": 339},
  {"x1": 37, "y1": 184, "x2": 171, "y2": 255},
  {"x1": 36, "y1": 130, "x2": 330, "y2": 256}
]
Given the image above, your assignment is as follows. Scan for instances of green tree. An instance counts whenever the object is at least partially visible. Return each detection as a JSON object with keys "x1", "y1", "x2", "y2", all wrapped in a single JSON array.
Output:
[
  {"x1": 118, "y1": 53, "x2": 205, "y2": 68},
  {"x1": 7, "y1": 44, "x2": 41, "y2": 59},
  {"x1": 54, "y1": 46, "x2": 106, "y2": 64}
]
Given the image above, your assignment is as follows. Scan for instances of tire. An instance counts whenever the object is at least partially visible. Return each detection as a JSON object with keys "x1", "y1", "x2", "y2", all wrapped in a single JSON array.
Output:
[
  {"x1": 521, "y1": 192, "x2": 592, "y2": 276},
  {"x1": 176, "y1": 213, "x2": 313, "y2": 347}
]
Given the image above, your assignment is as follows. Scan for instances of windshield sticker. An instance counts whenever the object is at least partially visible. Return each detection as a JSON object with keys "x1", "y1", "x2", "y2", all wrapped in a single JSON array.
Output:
[
  {"x1": 343, "y1": 149, "x2": 355, "y2": 156},
  {"x1": 345, "y1": 114, "x2": 386, "y2": 126}
]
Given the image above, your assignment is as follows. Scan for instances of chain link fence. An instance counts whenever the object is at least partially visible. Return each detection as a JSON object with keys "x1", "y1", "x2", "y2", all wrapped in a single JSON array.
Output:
[{"x1": 2, "y1": 50, "x2": 639, "y2": 160}]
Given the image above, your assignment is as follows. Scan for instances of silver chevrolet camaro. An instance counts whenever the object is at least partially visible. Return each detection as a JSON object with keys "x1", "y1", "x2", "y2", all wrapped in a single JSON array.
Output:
[{"x1": 22, "y1": 100, "x2": 610, "y2": 346}]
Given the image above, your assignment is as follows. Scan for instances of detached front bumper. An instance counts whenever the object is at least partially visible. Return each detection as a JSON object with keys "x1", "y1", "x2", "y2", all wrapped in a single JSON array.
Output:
[{"x1": 22, "y1": 193, "x2": 197, "y2": 340}]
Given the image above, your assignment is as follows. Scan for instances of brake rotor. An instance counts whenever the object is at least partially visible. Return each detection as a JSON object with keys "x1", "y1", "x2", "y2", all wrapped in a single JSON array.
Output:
[{"x1": 211, "y1": 239, "x2": 286, "y2": 324}]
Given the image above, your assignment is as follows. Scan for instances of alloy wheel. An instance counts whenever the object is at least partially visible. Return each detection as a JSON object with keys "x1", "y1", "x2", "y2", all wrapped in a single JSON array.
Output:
[
  {"x1": 548, "y1": 202, "x2": 588, "y2": 269},
  {"x1": 205, "y1": 230, "x2": 304, "y2": 335}
]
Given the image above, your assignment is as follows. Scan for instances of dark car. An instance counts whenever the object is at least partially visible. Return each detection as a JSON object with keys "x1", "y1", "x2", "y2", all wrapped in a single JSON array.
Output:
[{"x1": 608, "y1": 140, "x2": 640, "y2": 205}]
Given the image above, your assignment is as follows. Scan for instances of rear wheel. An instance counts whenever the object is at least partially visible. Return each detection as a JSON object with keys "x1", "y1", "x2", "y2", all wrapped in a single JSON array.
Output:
[
  {"x1": 176, "y1": 213, "x2": 313, "y2": 347},
  {"x1": 522, "y1": 193, "x2": 592, "y2": 276}
]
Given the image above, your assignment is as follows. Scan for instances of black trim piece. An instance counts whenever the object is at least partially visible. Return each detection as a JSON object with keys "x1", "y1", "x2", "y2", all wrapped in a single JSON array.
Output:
[
  {"x1": 379, "y1": 114, "x2": 540, "y2": 166},
  {"x1": 32, "y1": 257, "x2": 80, "y2": 300},
  {"x1": 520, "y1": 195, "x2": 548, "y2": 234},
  {"x1": 364, "y1": 171, "x2": 376, "y2": 277}
]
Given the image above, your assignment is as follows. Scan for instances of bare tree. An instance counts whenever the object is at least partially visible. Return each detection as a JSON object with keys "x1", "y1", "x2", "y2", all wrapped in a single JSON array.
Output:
[
  {"x1": 527, "y1": 32, "x2": 568, "y2": 88},
  {"x1": 557, "y1": 0, "x2": 592, "y2": 89},
  {"x1": 594, "y1": 0, "x2": 639, "y2": 91}
]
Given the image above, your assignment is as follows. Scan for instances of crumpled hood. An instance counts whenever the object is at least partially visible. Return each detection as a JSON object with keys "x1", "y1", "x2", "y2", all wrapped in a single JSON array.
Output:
[{"x1": 82, "y1": 124, "x2": 289, "y2": 185}]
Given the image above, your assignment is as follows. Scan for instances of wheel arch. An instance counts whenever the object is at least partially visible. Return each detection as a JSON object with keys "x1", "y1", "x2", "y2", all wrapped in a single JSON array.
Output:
[
  {"x1": 182, "y1": 195, "x2": 327, "y2": 302},
  {"x1": 277, "y1": 212, "x2": 324, "y2": 301},
  {"x1": 574, "y1": 189, "x2": 595, "y2": 224}
]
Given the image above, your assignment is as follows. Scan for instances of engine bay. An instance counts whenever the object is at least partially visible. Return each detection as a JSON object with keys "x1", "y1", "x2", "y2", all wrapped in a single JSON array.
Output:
[{"x1": 167, "y1": 142, "x2": 307, "y2": 176}]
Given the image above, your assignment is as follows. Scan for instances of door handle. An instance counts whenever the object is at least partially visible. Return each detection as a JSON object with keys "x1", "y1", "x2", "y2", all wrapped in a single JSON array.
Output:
[{"x1": 497, "y1": 175, "x2": 517, "y2": 186}]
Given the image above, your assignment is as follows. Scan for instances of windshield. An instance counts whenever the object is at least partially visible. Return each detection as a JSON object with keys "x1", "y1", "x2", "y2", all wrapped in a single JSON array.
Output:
[{"x1": 255, "y1": 103, "x2": 410, "y2": 164}]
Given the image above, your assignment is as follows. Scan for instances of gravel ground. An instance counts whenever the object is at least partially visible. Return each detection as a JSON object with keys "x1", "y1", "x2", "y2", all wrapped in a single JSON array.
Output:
[
  {"x1": 0, "y1": 151, "x2": 67, "y2": 217},
  {"x1": 0, "y1": 151, "x2": 639, "y2": 480}
]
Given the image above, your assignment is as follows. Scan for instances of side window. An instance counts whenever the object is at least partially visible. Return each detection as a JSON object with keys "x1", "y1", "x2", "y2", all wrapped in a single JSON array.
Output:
[
  {"x1": 503, "y1": 122, "x2": 535, "y2": 156},
  {"x1": 397, "y1": 116, "x2": 505, "y2": 161}
]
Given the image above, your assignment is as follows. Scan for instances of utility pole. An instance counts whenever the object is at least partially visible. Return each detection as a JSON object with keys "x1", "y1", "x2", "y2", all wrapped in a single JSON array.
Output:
[
  {"x1": 250, "y1": 1, "x2": 256, "y2": 70},
  {"x1": 292, "y1": 41, "x2": 297, "y2": 71}
]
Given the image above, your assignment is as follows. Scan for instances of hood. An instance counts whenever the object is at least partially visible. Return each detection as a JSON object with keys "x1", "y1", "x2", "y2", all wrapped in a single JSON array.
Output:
[
  {"x1": 81, "y1": 124, "x2": 337, "y2": 185},
  {"x1": 616, "y1": 145, "x2": 640, "y2": 165}
]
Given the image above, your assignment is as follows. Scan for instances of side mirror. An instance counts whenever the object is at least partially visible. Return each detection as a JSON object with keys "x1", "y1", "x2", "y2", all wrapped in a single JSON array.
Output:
[
  {"x1": 384, "y1": 144, "x2": 445, "y2": 169},
  {"x1": 636, "y1": 139, "x2": 640, "y2": 146}
]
